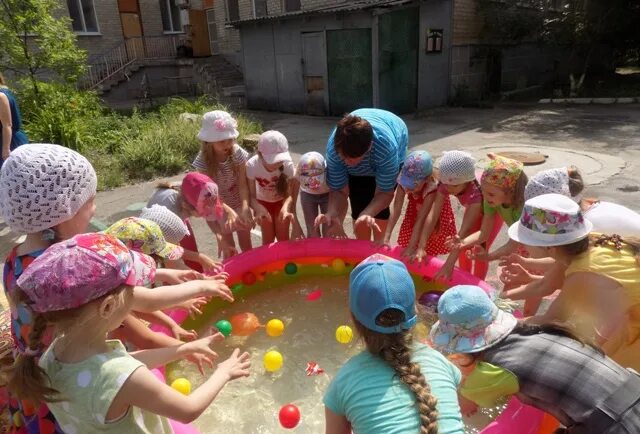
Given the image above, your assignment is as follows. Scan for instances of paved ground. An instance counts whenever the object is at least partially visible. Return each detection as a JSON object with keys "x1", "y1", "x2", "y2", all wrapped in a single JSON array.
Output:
[{"x1": 1, "y1": 103, "x2": 639, "y2": 291}]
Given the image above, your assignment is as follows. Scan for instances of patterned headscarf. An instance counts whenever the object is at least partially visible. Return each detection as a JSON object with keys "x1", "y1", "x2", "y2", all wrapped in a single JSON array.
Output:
[{"x1": 480, "y1": 154, "x2": 523, "y2": 190}]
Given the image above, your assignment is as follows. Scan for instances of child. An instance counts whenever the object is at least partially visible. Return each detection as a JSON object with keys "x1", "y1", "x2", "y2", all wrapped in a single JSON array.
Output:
[
  {"x1": 296, "y1": 151, "x2": 329, "y2": 237},
  {"x1": 505, "y1": 193, "x2": 640, "y2": 371},
  {"x1": 430, "y1": 285, "x2": 640, "y2": 432},
  {"x1": 246, "y1": 130, "x2": 303, "y2": 243},
  {"x1": 140, "y1": 204, "x2": 191, "y2": 245},
  {"x1": 193, "y1": 110, "x2": 254, "y2": 253},
  {"x1": 524, "y1": 166, "x2": 640, "y2": 238},
  {"x1": 384, "y1": 150, "x2": 457, "y2": 262},
  {"x1": 148, "y1": 172, "x2": 238, "y2": 261},
  {"x1": 8, "y1": 233, "x2": 251, "y2": 433},
  {"x1": 324, "y1": 254, "x2": 464, "y2": 434},
  {"x1": 433, "y1": 151, "x2": 501, "y2": 281}
]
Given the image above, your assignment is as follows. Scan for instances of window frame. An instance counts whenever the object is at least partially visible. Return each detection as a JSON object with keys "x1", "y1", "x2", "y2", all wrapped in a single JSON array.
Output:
[
  {"x1": 160, "y1": 0, "x2": 184, "y2": 34},
  {"x1": 67, "y1": 0, "x2": 101, "y2": 35},
  {"x1": 282, "y1": 0, "x2": 301, "y2": 13},
  {"x1": 225, "y1": 0, "x2": 240, "y2": 23}
]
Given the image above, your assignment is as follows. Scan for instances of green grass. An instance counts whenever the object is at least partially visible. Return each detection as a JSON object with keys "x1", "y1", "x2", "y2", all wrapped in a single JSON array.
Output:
[{"x1": 20, "y1": 84, "x2": 262, "y2": 190}]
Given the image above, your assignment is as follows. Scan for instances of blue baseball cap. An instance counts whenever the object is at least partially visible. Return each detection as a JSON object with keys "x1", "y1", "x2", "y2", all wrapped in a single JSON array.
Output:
[
  {"x1": 349, "y1": 254, "x2": 417, "y2": 334},
  {"x1": 398, "y1": 151, "x2": 433, "y2": 190}
]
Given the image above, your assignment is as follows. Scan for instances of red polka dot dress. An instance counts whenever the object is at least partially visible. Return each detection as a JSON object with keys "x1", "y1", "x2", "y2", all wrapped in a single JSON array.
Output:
[{"x1": 397, "y1": 185, "x2": 457, "y2": 255}]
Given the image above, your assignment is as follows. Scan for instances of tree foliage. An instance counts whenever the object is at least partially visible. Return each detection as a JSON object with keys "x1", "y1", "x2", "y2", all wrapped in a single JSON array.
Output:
[{"x1": 0, "y1": 0, "x2": 87, "y2": 98}]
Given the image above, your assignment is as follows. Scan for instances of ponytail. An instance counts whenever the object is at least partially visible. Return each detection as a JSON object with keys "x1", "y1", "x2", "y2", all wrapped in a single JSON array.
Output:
[
  {"x1": 6, "y1": 310, "x2": 61, "y2": 404},
  {"x1": 275, "y1": 166, "x2": 289, "y2": 197},
  {"x1": 353, "y1": 310, "x2": 439, "y2": 434}
]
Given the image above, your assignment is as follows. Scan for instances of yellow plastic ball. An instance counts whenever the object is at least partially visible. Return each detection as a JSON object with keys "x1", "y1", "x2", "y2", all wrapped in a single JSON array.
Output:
[
  {"x1": 331, "y1": 258, "x2": 346, "y2": 273},
  {"x1": 335, "y1": 325, "x2": 353, "y2": 344},
  {"x1": 266, "y1": 319, "x2": 285, "y2": 337},
  {"x1": 171, "y1": 377, "x2": 192, "y2": 395},
  {"x1": 264, "y1": 350, "x2": 284, "y2": 372},
  {"x1": 13, "y1": 411, "x2": 24, "y2": 428}
]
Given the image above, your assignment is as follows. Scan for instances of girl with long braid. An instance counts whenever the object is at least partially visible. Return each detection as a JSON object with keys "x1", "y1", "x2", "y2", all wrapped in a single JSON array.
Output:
[{"x1": 324, "y1": 254, "x2": 464, "y2": 434}]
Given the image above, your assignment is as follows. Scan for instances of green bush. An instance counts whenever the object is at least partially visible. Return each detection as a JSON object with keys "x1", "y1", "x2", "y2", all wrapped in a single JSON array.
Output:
[{"x1": 18, "y1": 87, "x2": 262, "y2": 190}]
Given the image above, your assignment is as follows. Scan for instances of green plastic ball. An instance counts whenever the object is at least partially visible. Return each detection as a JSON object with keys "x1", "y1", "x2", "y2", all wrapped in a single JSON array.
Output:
[
  {"x1": 215, "y1": 320, "x2": 232, "y2": 337},
  {"x1": 284, "y1": 262, "x2": 298, "y2": 275}
]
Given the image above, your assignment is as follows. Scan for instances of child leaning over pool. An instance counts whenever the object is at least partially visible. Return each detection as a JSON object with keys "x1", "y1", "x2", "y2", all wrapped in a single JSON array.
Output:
[
  {"x1": 7, "y1": 233, "x2": 251, "y2": 433},
  {"x1": 324, "y1": 254, "x2": 464, "y2": 434},
  {"x1": 295, "y1": 151, "x2": 330, "y2": 237},
  {"x1": 430, "y1": 285, "x2": 640, "y2": 433}
]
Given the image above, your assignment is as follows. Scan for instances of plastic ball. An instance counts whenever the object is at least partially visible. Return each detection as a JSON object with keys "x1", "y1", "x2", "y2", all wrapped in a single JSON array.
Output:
[
  {"x1": 266, "y1": 319, "x2": 285, "y2": 337},
  {"x1": 279, "y1": 404, "x2": 301, "y2": 429},
  {"x1": 418, "y1": 292, "x2": 441, "y2": 311},
  {"x1": 13, "y1": 411, "x2": 23, "y2": 428},
  {"x1": 230, "y1": 312, "x2": 261, "y2": 336},
  {"x1": 264, "y1": 350, "x2": 284, "y2": 372},
  {"x1": 171, "y1": 378, "x2": 191, "y2": 395},
  {"x1": 215, "y1": 320, "x2": 232, "y2": 337},
  {"x1": 242, "y1": 272, "x2": 257, "y2": 285},
  {"x1": 331, "y1": 258, "x2": 346, "y2": 272},
  {"x1": 335, "y1": 325, "x2": 353, "y2": 344},
  {"x1": 284, "y1": 262, "x2": 298, "y2": 275},
  {"x1": 232, "y1": 283, "x2": 243, "y2": 293}
]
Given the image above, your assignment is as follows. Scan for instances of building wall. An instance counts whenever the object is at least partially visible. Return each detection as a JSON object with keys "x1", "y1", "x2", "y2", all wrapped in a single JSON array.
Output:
[
  {"x1": 452, "y1": 0, "x2": 483, "y2": 46},
  {"x1": 418, "y1": 0, "x2": 453, "y2": 107},
  {"x1": 57, "y1": 0, "x2": 124, "y2": 58},
  {"x1": 139, "y1": 0, "x2": 167, "y2": 37}
]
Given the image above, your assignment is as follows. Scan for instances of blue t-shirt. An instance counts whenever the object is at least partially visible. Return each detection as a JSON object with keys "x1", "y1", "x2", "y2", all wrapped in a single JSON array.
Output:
[
  {"x1": 324, "y1": 343, "x2": 464, "y2": 434},
  {"x1": 326, "y1": 108, "x2": 408, "y2": 192}
]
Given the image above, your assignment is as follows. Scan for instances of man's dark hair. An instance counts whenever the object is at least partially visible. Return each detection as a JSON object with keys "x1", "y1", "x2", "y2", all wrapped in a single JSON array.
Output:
[{"x1": 334, "y1": 115, "x2": 373, "y2": 158}]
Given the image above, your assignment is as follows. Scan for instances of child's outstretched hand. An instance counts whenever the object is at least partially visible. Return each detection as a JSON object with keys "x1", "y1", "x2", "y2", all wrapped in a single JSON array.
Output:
[
  {"x1": 181, "y1": 333, "x2": 225, "y2": 374},
  {"x1": 444, "y1": 235, "x2": 463, "y2": 251},
  {"x1": 254, "y1": 204, "x2": 272, "y2": 224},
  {"x1": 178, "y1": 297, "x2": 209, "y2": 318},
  {"x1": 315, "y1": 213, "x2": 348, "y2": 239},
  {"x1": 216, "y1": 348, "x2": 251, "y2": 381},
  {"x1": 171, "y1": 324, "x2": 198, "y2": 341},
  {"x1": 403, "y1": 246, "x2": 426, "y2": 263},
  {"x1": 198, "y1": 253, "x2": 223, "y2": 274},
  {"x1": 467, "y1": 245, "x2": 489, "y2": 261},
  {"x1": 200, "y1": 276, "x2": 234, "y2": 302},
  {"x1": 354, "y1": 214, "x2": 381, "y2": 234},
  {"x1": 156, "y1": 268, "x2": 205, "y2": 285},
  {"x1": 498, "y1": 253, "x2": 524, "y2": 268},
  {"x1": 458, "y1": 395, "x2": 479, "y2": 417},
  {"x1": 433, "y1": 262, "x2": 455, "y2": 282},
  {"x1": 500, "y1": 263, "x2": 534, "y2": 287},
  {"x1": 237, "y1": 207, "x2": 255, "y2": 230},
  {"x1": 217, "y1": 239, "x2": 238, "y2": 260}
]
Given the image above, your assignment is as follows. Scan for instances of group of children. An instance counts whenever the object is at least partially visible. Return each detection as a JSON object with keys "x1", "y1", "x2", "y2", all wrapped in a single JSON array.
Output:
[{"x1": 2, "y1": 107, "x2": 640, "y2": 434}]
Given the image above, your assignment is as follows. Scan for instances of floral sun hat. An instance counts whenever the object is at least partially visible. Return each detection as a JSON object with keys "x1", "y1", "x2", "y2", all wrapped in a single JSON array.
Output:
[
  {"x1": 397, "y1": 151, "x2": 433, "y2": 190},
  {"x1": 508, "y1": 193, "x2": 593, "y2": 247},
  {"x1": 197, "y1": 110, "x2": 239, "y2": 143},
  {"x1": 480, "y1": 154, "x2": 523, "y2": 190},
  {"x1": 297, "y1": 151, "x2": 326, "y2": 193},
  {"x1": 17, "y1": 233, "x2": 156, "y2": 312},
  {"x1": 430, "y1": 285, "x2": 518, "y2": 354},
  {"x1": 104, "y1": 217, "x2": 184, "y2": 260}
]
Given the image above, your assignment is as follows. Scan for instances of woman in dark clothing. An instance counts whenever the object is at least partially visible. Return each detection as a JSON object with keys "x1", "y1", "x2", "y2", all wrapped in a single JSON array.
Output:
[{"x1": 0, "y1": 73, "x2": 28, "y2": 166}]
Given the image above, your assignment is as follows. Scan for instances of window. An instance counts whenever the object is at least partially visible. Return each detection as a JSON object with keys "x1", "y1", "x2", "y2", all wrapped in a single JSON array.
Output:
[
  {"x1": 226, "y1": 0, "x2": 239, "y2": 22},
  {"x1": 283, "y1": 0, "x2": 301, "y2": 12},
  {"x1": 426, "y1": 29, "x2": 443, "y2": 53},
  {"x1": 67, "y1": 0, "x2": 99, "y2": 33},
  {"x1": 254, "y1": 0, "x2": 267, "y2": 18},
  {"x1": 160, "y1": 0, "x2": 182, "y2": 33}
]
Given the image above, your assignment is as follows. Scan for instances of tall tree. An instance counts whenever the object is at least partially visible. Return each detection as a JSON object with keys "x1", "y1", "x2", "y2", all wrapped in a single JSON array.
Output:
[{"x1": 0, "y1": 0, "x2": 87, "y2": 99}]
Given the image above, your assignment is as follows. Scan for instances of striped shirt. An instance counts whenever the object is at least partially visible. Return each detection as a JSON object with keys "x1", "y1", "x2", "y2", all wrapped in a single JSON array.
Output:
[
  {"x1": 326, "y1": 108, "x2": 408, "y2": 192},
  {"x1": 192, "y1": 144, "x2": 249, "y2": 210}
]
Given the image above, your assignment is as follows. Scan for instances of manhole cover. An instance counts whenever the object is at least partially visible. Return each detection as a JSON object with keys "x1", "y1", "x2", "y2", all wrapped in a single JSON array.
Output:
[{"x1": 495, "y1": 151, "x2": 547, "y2": 166}]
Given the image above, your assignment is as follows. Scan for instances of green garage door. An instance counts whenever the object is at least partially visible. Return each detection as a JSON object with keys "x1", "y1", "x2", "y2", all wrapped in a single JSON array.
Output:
[
  {"x1": 327, "y1": 29, "x2": 373, "y2": 116},
  {"x1": 378, "y1": 8, "x2": 419, "y2": 113}
]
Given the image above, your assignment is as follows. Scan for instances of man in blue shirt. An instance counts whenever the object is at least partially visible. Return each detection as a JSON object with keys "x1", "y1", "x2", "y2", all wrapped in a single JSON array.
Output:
[{"x1": 317, "y1": 108, "x2": 408, "y2": 241}]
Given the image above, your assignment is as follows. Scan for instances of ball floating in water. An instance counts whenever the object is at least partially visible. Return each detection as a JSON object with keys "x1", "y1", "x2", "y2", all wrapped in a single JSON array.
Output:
[
  {"x1": 331, "y1": 258, "x2": 345, "y2": 272},
  {"x1": 279, "y1": 404, "x2": 301, "y2": 429},
  {"x1": 215, "y1": 320, "x2": 232, "y2": 337},
  {"x1": 242, "y1": 272, "x2": 257, "y2": 285},
  {"x1": 264, "y1": 350, "x2": 284, "y2": 372},
  {"x1": 284, "y1": 262, "x2": 298, "y2": 275},
  {"x1": 13, "y1": 412, "x2": 23, "y2": 428},
  {"x1": 171, "y1": 378, "x2": 191, "y2": 395},
  {"x1": 232, "y1": 283, "x2": 243, "y2": 293},
  {"x1": 230, "y1": 312, "x2": 261, "y2": 336},
  {"x1": 418, "y1": 292, "x2": 441, "y2": 311},
  {"x1": 335, "y1": 325, "x2": 353, "y2": 344},
  {"x1": 266, "y1": 319, "x2": 285, "y2": 337}
]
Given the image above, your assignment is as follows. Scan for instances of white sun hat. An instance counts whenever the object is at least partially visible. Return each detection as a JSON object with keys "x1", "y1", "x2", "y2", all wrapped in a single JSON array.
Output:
[{"x1": 508, "y1": 193, "x2": 593, "y2": 247}]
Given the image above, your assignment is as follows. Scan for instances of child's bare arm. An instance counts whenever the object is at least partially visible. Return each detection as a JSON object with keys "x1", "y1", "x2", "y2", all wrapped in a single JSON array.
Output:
[
  {"x1": 413, "y1": 192, "x2": 443, "y2": 250},
  {"x1": 383, "y1": 188, "x2": 405, "y2": 244},
  {"x1": 458, "y1": 203, "x2": 483, "y2": 239}
]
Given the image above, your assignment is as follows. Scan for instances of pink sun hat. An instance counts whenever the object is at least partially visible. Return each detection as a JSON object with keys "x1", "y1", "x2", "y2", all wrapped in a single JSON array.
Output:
[
  {"x1": 181, "y1": 172, "x2": 225, "y2": 221},
  {"x1": 17, "y1": 233, "x2": 156, "y2": 313}
]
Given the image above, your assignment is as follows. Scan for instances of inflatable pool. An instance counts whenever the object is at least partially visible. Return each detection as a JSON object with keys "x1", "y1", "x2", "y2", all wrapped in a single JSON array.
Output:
[{"x1": 152, "y1": 239, "x2": 556, "y2": 434}]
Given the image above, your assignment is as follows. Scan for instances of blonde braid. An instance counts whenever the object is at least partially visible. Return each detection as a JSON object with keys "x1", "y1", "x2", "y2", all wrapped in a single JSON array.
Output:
[
  {"x1": 381, "y1": 333, "x2": 439, "y2": 434},
  {"x1": 6, "y1": 309, "x2": 60, "y2": 404}
]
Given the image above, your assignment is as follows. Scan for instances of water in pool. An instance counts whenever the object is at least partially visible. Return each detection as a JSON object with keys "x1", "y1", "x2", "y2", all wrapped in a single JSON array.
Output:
[{"x1": 172, "y1": 275, "x2": 504, "y2": 433}]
